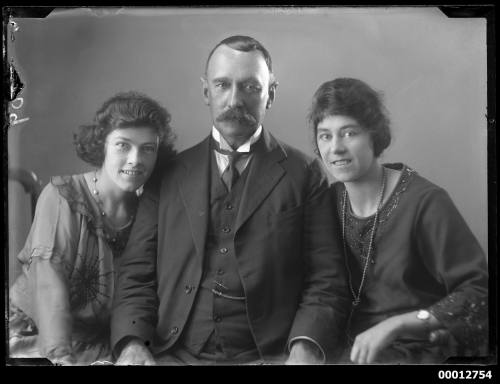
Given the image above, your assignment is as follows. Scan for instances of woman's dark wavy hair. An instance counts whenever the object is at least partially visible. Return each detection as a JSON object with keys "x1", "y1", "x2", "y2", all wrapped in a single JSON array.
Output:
[
  {"x1": 74, "y1": 91, "x2": 176, "y2": 167},
  {"x1": 308, "y1": 78, "x2": 391, "y2": 157}
]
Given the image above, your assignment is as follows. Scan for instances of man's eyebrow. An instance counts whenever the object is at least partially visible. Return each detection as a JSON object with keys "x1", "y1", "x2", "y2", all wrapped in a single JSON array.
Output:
[
  {"x1": 211, "y1": 76, "x2": 262, "y2": 83},
  {"x1": 211, "y1": 76, "x2": 230, "y2": 82}
]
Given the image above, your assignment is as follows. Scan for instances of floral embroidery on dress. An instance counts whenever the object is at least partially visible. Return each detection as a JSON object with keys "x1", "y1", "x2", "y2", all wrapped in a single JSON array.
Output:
[
  {"x1": 52, "y1": 175, "x2": 95, "y2": 222},
  {"x1": 52, "y1": 175, "x2": 133, "y2": 310},
  {"x1": 338, "y1": 164, "x2": 415, "y2": 263},
  {"x1": 430, "y1": 292, "x2": 488, "y2": 355},
  {"x1": 52, "y1": 175, "x2": 133, "y2": 255},
  {"x1": 70, "y1": 251, "x2": 112, "y2": 311},
  {"x1": 378, "y1": 165, "x2": 416, "y2": 224}
]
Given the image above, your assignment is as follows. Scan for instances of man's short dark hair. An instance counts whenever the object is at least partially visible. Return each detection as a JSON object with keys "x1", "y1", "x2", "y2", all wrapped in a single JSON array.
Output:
[{"x1": 204, "y1": 35, "x2": 274, "y2": 79}]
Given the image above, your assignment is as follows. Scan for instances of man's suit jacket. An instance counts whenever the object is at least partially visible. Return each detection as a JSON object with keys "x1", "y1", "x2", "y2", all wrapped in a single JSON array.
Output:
[{"x1": 111, "y1": 129, "x2": 349, "y2": 361}]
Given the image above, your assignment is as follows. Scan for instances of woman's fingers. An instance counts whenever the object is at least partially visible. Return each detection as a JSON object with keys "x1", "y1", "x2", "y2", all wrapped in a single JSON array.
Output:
[{"x1": 351, "y1": 337, "x2": 369, "y2": 364}]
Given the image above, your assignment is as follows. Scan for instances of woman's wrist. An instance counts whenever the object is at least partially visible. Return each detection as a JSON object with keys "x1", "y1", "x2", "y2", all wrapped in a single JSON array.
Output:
[{"x1": 393, "y1": 311, "x2": 438, "y2": 339}]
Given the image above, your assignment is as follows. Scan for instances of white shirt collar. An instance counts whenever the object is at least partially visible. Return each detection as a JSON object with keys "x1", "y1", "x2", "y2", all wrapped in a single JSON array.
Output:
[{"x1": 211, "y1": 125, "x2": 262, "y2": 152}]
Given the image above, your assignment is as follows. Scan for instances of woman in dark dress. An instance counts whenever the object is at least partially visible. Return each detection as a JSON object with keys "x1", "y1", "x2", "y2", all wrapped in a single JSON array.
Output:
[{"x1": 309, "y1": 78, "x2": 488, "y2": 364}]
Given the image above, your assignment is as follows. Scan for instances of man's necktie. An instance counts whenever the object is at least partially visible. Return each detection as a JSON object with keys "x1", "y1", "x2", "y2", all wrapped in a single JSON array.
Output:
[
  {"x1": 221, "y1": 151, "x2": 246, "y2": 192},
  {"x1": 212, "y1": 138, "x2": 251, "y2": 192}
]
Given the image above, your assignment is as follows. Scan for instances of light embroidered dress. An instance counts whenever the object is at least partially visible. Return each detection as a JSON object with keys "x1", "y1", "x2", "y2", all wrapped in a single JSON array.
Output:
[{"x1": 9, "y1": 173, "x2": 134, "y2": 365}]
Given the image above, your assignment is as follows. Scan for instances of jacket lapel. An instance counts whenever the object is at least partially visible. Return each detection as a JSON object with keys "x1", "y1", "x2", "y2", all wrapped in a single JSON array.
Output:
[
  {"x1": 235, "y1": 130, "x2": 286, "y2": 232},
  {"x1": 177, "y1": 137, "x2": 211, "y2": 258}
]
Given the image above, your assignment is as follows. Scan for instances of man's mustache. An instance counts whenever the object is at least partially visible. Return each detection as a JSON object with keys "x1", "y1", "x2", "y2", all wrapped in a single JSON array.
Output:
[{"x1": 216, "y1": 107, "x2": 257, "y2": 125}]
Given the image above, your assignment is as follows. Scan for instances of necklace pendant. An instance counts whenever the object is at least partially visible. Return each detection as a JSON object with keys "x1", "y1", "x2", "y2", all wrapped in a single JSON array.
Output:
[
  {"x1": 100, "y1": 211, "x2": 106, "y2": 216},
  {"x1": 352, "y1": 299, "x2": 360, "y2": 306},
  {"x1": 93, "y1": 189, "x2": 99, "y2": 195}
]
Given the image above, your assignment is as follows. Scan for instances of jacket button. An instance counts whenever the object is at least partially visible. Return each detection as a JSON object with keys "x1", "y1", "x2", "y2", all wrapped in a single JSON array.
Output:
[
  {"x1": 225, "y1": 203, "x2": 233, "y2": 210},
  {"x1": 217, "y1": 269, "x2": 224, "y2": 275},
  {"x1": 214, "y1": 315, "x2": 222, "y2": 323},
  {"x1": 220, "y1": 248, "x2": 228, "y2": 254},
  {"x1": 171, "y1": 326, "x2": 179, "y2": 334},
  {"x1": 185, "y1": 285, "x2": 193, "y2": 294},
  {"x1": 222, "y1": 227, "x2": 231, "y2": 233}
]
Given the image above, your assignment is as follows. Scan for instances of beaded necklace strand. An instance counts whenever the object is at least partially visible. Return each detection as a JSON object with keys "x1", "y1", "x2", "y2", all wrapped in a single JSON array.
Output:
[
  {"x1": 91, "y1": 171, "x2": 135, "y2": 236},
  {"x1": 342, "y1": 167, "x2": 387, "y2": 343}
]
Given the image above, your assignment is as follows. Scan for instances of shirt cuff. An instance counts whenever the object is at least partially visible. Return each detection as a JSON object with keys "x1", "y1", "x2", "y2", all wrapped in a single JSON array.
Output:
[{"x1": 287, "y1": 336, "x2": 326, "y2": 364}]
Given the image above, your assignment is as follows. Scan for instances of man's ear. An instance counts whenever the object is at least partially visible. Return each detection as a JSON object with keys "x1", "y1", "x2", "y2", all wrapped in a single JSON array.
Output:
[
  {"x1": 200, "y1": 76, "x2": 209, "y2": 105},
  {"x1": 266, "y1": 82, "x2": 278, "y2": 109}
]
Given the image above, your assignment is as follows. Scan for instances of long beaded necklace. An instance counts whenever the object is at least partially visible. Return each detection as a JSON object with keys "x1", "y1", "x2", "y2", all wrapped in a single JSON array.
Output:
[
  {"x1": 342, "y1": 167, "x2": 387, "y2": 341},
  {"x1": 91, "y1": 171, "x2": 135, "y2": 245}
]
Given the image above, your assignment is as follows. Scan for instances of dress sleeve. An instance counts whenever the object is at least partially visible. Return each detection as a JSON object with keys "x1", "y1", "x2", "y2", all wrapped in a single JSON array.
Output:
[
  {"x1": 22, "y1": 182, "x2": 81, "y2": 363},
  {"x1": 415, "y1": 187, "x2": 488, "y2": 355}
]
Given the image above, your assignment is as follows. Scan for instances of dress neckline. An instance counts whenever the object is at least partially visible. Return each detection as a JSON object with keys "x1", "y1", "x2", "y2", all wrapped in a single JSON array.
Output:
[
  {"x1": 81, "y1": 172, "x2": 135, "y2": 232},
  {"x1": 52, "y1": 173, "x2": 134, "y2": 236},
  {"x1": 341, "y1": 163, "x2": 416, "y2": 224},
  {"x1": 346, "y1": 164, "x2": 402, "y2": 220}
]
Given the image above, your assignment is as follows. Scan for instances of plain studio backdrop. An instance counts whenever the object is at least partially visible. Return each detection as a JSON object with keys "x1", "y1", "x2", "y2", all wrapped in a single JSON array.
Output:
[{"x1": 7, "y1": 7, "x2": 488, "y2": 284}]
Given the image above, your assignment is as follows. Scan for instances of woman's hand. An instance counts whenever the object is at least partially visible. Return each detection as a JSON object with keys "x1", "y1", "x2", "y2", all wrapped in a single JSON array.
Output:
[
  {"x1": 115, "y1": 338, "x2": 156, "y2": 366},
  {"x1": 350, "y1": 310, "x2": 446, "y2": 364},
  {"x1": 350, "y1": 316, "x2": 403, "y2": 364}
]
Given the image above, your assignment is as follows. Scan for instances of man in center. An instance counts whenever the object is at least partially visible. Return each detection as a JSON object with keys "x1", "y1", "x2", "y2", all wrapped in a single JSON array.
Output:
[{"x1": 111, "y1": 35, "x2": 349, "y2": 364}]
